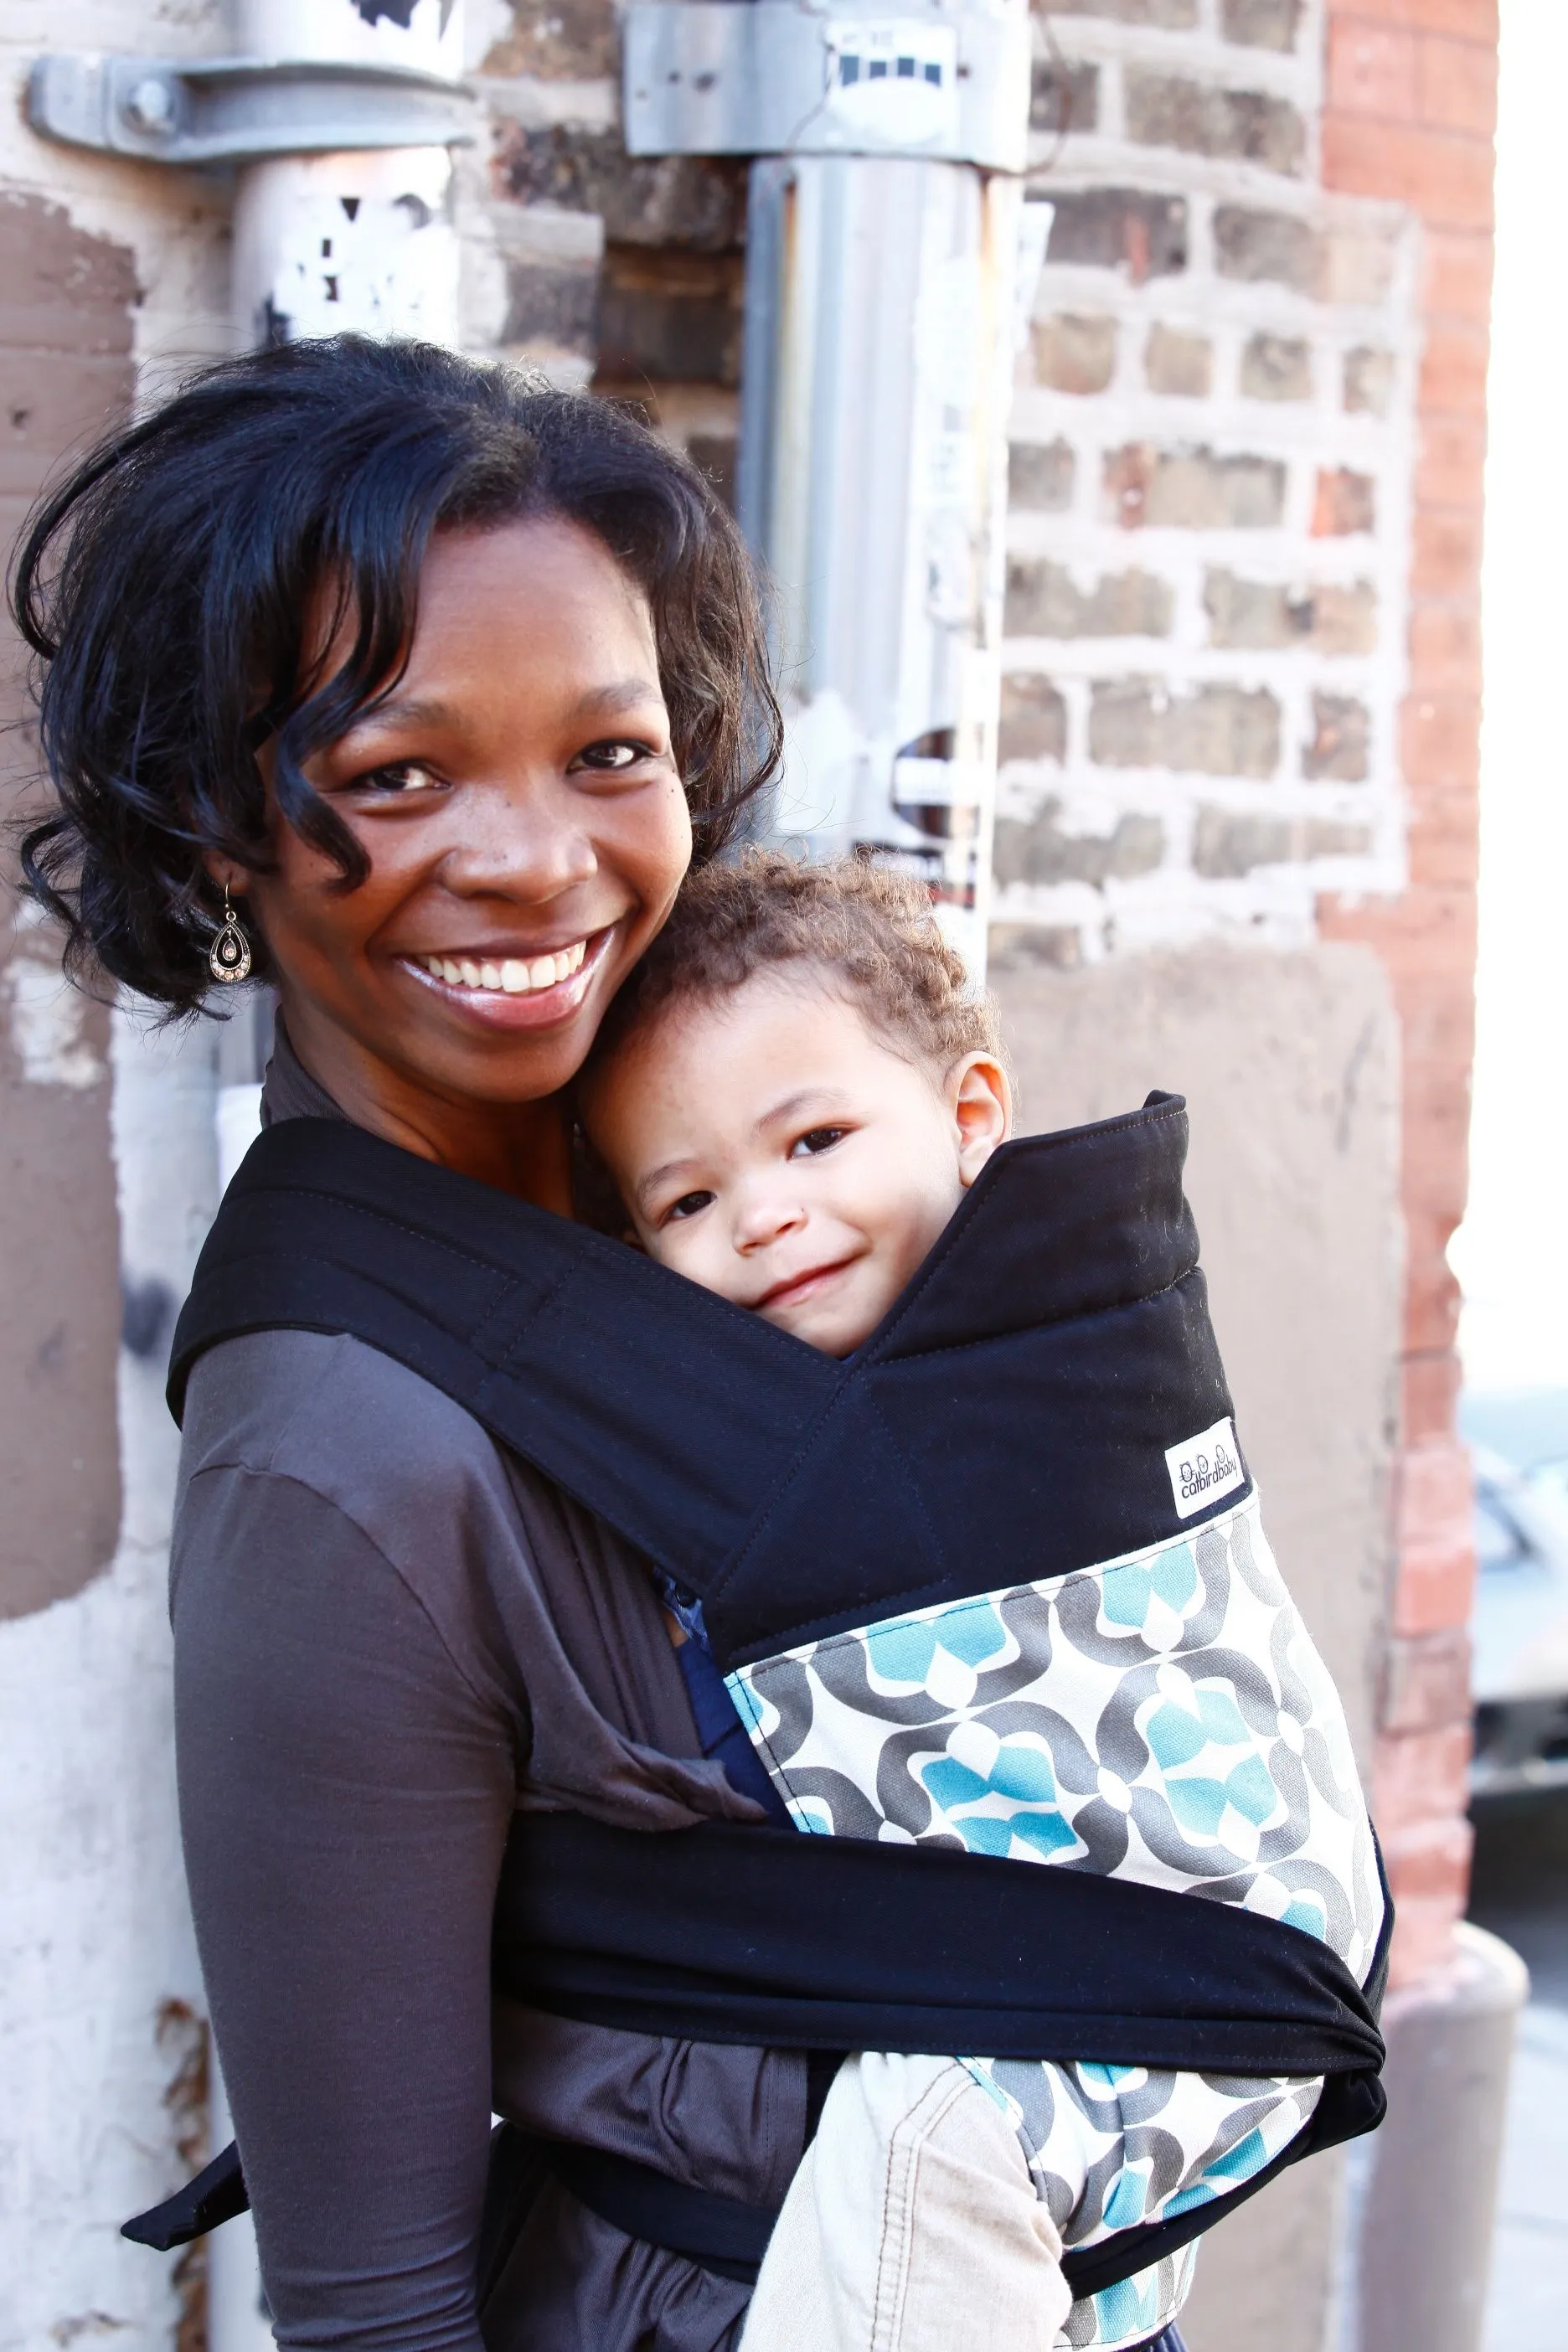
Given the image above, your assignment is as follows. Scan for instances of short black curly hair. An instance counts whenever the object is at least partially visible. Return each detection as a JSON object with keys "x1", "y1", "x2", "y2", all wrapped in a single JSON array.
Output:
[{"x1": 9, "y1": 335, "x2": 781, "y2": 1012}]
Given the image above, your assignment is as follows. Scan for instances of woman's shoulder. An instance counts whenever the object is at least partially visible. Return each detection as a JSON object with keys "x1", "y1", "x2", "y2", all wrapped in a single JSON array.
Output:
[{"x1": 178, "y1": 1326, "x2": 520, "y2": 1563}]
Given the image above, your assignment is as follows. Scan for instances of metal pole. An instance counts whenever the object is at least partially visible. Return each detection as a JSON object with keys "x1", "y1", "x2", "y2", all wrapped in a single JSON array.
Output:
[
  {"x1": 622, "y1": 0, "x2": 1035, "y2": 978},
  {"x1": 230, "y1": 0, "x2": 463, "y2": 349},
  {"x1": 739, "y1": 152, "x2": 1030, "y2": 976}
]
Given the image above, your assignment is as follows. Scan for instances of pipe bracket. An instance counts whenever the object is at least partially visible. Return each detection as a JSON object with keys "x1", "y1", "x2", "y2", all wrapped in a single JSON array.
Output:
[
  {"x1": 28, "y1": 54, "x2": 479, "y2": 168},
  {"x1": 624, "y1": 3, "x2": 1030, "y2": 174}
]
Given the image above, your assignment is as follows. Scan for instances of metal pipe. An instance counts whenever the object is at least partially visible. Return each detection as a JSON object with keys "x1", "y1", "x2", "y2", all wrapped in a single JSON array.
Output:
[
  {"x1": 230, "y1": 0, "x2": 463, "y2": 349},
  {"x1": 739, "y1": 150, "x2": 1028, "y2": 973}
]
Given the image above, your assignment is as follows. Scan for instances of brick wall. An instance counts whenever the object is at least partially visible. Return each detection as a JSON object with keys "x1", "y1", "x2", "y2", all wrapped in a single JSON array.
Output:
[
  {"x1": 1318, "y1": 0, "x2": 1496, "y2": 1986},
  {"x1": 996, "y1": 0, "x2": 1421, "y2": 975},
  {"x1": 465, "y1": 0, "x2": 1492, "y2": 1991},
  {"x1": 463, "y1": 3, "x2": 747, "y2": 490}
]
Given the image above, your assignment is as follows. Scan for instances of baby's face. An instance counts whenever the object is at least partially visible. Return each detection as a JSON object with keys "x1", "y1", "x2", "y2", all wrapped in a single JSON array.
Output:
[{"x1": 582, "y1": 967, "x2": 1008, "y2": 1355}]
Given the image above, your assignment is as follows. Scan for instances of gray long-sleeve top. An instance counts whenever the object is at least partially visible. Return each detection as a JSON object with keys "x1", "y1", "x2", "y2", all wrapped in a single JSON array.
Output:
[{"x1": 170, "y1": 1039, "x2": 810, "y2": 2352}]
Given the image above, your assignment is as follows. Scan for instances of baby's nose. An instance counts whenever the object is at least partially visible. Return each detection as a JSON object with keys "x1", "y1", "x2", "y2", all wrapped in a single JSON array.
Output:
[{"x1": 734, "y1": 1189, "x2": 807, "y2": 1250}]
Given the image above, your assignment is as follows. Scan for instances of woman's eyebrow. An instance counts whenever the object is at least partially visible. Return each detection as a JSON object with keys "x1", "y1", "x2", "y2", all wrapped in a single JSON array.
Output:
[
  {"x1": 338, "y1": 693, "x2": 457, "y2": 740},
  {"x1": 570, "y1": 678, "x2": 666, "y2": 721}
]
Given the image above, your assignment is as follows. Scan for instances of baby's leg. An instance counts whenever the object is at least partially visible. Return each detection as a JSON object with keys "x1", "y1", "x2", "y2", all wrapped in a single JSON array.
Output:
[{"x1": 741, "y1": 2054, "x2": 1071, "y2": 2352}]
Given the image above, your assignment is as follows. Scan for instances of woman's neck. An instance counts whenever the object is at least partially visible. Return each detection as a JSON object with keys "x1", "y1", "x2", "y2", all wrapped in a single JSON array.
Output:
[{"x1": 279, "y1": 1001, "x2": 576, "y2": 1215}]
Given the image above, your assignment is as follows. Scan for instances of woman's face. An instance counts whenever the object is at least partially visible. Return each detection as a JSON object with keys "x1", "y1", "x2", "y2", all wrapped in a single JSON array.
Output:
[{"x1": 235, "y1": 516, "x2": 692, "y2": 1174}]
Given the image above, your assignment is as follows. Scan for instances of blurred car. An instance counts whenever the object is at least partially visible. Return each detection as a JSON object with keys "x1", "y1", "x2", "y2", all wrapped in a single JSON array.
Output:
[{"x1": 1470, "y1": 1445, "x2": 1568, "y2": 1796}]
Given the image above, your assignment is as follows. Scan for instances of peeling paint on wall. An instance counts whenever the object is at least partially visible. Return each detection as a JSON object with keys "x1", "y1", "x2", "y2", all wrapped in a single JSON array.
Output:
[{"x1": 4, "y1": 953, "x2": 108, "y2": 1091}]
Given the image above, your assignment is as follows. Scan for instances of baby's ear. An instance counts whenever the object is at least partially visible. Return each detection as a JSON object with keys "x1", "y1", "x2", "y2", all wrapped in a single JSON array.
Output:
[{"x1": 952, "y1": 1054, "x2": 1012, "y2": 1185}]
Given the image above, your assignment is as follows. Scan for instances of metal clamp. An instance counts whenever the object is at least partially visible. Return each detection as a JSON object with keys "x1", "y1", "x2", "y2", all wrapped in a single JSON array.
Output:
[
  {"x1": 624, "y1": 3, "x2": 1030, "y2": 174},
  {"x1": 28, "y1": 54, "x2": 480, "y2": 168}
]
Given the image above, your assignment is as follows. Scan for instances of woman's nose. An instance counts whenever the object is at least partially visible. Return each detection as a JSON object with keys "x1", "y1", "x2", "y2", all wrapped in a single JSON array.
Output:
[{"x1": 437, "y1": 774, "x2": 598, "y2": 901}]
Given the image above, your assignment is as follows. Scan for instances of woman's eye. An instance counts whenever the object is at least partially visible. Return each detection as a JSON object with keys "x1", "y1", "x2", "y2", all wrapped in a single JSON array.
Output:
[
  {"x1": 352, "y1": 761, "x2": 443, "y2": 797},
  {"x1": 790, "y1": 1127, "x2": 849, "y2": 1158},
  {"x1": 571, "y1": 740, "x2": 655, "y2": 774},
  {"x1": 662, "y1": 1189, "x2": 715, "y2": 1225}
]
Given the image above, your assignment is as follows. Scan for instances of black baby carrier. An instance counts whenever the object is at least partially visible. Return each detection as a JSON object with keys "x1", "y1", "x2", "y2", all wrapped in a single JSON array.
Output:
[{"x1": 127, "y1": 1094, "x2": 1389, "y2": 2298}]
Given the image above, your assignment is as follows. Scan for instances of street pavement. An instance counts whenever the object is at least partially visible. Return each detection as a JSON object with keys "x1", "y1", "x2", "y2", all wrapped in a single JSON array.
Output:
[{"x1": 1468, "y1": 1791, "x2": 1568, "y2": 2351}]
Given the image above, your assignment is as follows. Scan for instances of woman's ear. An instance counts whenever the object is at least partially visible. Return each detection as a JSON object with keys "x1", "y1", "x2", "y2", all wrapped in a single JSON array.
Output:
[
  {"x1": 951, "y1": 1053, "x2": 1013, "y2": 1186},
  {"x1": 204, "y1": 852, "x2": 250, "y2": 897}
]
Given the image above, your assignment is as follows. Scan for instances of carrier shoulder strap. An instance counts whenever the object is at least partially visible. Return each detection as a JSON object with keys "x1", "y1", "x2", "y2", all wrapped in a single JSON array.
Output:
[{"x1": 170, "y1": 1096, "x2": 1235, "y2": 1673}]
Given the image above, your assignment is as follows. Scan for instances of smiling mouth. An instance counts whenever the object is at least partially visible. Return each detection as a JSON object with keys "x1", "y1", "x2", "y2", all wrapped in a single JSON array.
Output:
[
  {"x1": 411, "y1": 939, "x2": 589, "y2": 997},
  {"x1": 755, "y1": 1257, "x2": 859, "y2": 1313}
]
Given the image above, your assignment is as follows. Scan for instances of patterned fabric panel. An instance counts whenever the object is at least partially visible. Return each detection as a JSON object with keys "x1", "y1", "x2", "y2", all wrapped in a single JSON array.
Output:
[
  {"x1": 1064, "y1": 2243, "x2": 1199, "y2": 2350},
  {"x1": 725, "y1": 1491, "x2": 1383, "y2": 2349}
]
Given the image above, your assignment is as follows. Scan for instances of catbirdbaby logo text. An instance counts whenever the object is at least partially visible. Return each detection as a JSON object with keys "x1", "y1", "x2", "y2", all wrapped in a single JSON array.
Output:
[{"x1": 1164, "y1": 1417, "x2": 1246, "y2": 1520}]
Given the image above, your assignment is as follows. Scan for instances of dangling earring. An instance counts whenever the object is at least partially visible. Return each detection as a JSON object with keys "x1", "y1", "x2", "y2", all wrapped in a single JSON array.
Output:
[{"x1": 209, "y1": 885, "x2": 253, "y2": 985}]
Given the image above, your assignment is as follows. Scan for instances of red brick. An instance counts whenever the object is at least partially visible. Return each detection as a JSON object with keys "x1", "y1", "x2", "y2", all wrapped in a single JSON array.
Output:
[
  {"x1": 1402, "y1": 1349, "x2": 1462, "y2": 1444},
  {"x1": 1415, "y1": 413, "x2": 1488, "y2": 509},
  {"x1": 1320, "y1": 880, "x2": 1477, "y2": 976},
  {"x1": 1312, "y1": 466, "x2": 1378, "y2": 536},
  {"x1": 1381, "y1": 1810, "x2": 1474, "y2": 1897},
  {"x1": 1416, "y1": 32, "x2": 1498, "y2": 139},
  {"x1": 1373, "y1": 1718, "x2": 1473, "y2": 1828},
  {"x1": 1393, "y1": 1445, "x2": 1475, "y2": 1634},
  {"x1": 1327, "y1": 3, "x2": 1496, "y2": 42},
  {"x1": 1424, "y1": 228, "x2": 1494, "y2": 322},
  {"x1": 1420, "y1": 322, "x2": 1489, "y2": 419},
  {"x1": 1411, "y1": 505, "x2": 1484, "y2": 597},
  {"x1": 1379, "y1": 1808, "x2": 1473, "y2": 1988},
  {"x1": 1408, "y1": 601, "x2": 1483, "y2": 695},
  {"x1": 1407, "y1": 785, "x2": 1480, "y2": 887},
  {"x1": 1406, "y1": 1251, "x2": 1463, "y2": 1358},
  {"x1": 1404, "y1": 1134, "x2": 1473, "y2": 1245},
  {"x1": 1381, "y1": 1627, "x2": 1473, "y2": 1736},
  {"x1": 1403, "y1": 1047, "x2": 1475, "y2": 1164},
  {"x1": 1398, "y1": 1432, "x2": 1473, "y2": 1541},
  {"x1": 1400, "y1": 695, "x2": 1480, "y2": 789},
  {"x1": 1403, "y1": 1121, "x2": 1473, "y2": 1246},
  {"x1": 1321, "y1": 116, "x2": 1494, "y2": 230},
  {"x1": 1328, "y1": 21, "x2": 1417, "y2": 118}
]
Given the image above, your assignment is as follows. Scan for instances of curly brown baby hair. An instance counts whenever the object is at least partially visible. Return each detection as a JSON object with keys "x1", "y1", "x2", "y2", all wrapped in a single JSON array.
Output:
[{"x1": 586, "y1": 848, "x2": 1003, "y2": 1079}]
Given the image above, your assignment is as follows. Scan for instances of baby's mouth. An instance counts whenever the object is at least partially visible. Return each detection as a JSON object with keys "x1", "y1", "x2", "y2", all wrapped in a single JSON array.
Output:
[{"x1": 753, "y1": 1256, "x2": 859, "y2": 1314}]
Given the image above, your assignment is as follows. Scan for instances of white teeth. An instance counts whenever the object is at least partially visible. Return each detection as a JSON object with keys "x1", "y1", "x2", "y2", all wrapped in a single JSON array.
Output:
[{"x1": 419, "y1": 940, "x2": 591, "y2": 994}]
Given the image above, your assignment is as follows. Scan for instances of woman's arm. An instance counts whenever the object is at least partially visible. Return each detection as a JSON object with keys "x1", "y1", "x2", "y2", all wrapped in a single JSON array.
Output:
[{"x1": 173, "y1": 1459, "x2": 524, "y2": 2352}]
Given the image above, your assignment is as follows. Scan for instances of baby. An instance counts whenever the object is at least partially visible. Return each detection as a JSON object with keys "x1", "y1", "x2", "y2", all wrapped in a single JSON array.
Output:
[{"x1": 578, "y1": 852, "x2": 1384, "y2": 2352}]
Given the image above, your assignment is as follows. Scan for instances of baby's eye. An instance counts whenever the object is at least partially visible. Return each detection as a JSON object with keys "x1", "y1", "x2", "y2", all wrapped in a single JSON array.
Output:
[
  {"x1": 790, "y1": 1126, "x2": 849, "y2": 1158},
  {"x1": 662, "y1": 1189, "x2": 716, "y2": 1225}
]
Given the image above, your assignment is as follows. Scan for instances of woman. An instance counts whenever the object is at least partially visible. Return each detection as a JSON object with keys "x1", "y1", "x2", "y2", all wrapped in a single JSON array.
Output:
[{"x1": 16, "y1": 336, "x2": 795, "y2": 2351}]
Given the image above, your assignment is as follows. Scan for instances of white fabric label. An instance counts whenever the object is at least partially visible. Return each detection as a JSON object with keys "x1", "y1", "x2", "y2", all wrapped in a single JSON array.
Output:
[{"x1": 1164, "y1": 1417, "x2": 1246, "y2": 1519}]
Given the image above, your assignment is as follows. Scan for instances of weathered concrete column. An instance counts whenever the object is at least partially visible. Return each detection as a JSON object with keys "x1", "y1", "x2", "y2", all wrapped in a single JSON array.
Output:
[{"x1": 1349, "y1": 1925, "x2": 1528, "y2": 2352}]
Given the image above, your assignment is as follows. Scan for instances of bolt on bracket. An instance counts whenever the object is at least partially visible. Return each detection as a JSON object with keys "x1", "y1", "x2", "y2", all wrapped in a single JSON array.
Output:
[{"x1": 28, "y1": 54, "x2": 480, "y2": 168}]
